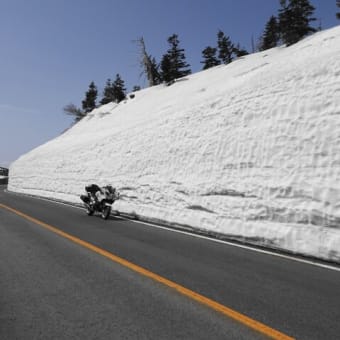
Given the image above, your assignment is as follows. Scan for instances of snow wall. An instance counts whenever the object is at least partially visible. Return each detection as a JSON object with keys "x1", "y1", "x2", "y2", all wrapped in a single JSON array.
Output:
[{"x1": 9, "y1": 27, "x2": 340, "y2": 262}]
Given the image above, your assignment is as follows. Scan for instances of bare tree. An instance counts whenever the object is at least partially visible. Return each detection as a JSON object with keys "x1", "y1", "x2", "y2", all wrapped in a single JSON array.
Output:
[
  {"x1": 139, "y1": 37, "x2": 152, "y2": 86},
  {"x1": 136, "y1": 37, "x2": 160, "y2": 87},
  {"x1": 63, "y1": 103, "x2": 86, "y2": 123}
]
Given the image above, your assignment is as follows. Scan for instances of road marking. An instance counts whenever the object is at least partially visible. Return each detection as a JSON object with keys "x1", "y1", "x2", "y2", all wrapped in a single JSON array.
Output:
[
  {"x1": 0, "y1": 202, "x2": 294, "y2": 340},
  {"x1": 4, "y1": 189, "x2": 340, "y2": 272},
  {"x1": 5, "y1": 189, "x2": 340, "y2": 272},
  {"x1": 127, "y1": 218, "x2": 340, "y2": 272}
]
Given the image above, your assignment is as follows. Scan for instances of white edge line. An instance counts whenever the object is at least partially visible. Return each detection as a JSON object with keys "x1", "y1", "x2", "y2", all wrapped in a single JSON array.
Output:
[
  {"x1": 4, "y1": 189, "x2": 340, "y2": 273},
  {"x1": 133, "y1": 219, "x2": 340, "y2": 272}
]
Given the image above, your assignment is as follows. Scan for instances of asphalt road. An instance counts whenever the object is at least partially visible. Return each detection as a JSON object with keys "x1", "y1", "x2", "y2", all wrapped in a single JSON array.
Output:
[{"x1": 1, "y1": 185, "x2": 340, "y2": 339}]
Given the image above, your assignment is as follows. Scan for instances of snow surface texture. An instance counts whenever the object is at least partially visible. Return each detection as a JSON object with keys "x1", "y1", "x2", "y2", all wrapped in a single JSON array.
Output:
[{"x1": 9, "y1": 27, "x2": 340, "y2": 262}]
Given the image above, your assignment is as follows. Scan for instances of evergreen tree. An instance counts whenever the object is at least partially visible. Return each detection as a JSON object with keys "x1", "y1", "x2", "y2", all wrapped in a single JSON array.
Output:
[
  {"x1": 279, "y1": 0, "x2": 316, "y2": 46},
  {"x1": 112, "y1": 74, "x2": 126, "y2": 103},
  {"x1": 82, "y1": 81, "x2": 97, "y2": 113},
  {"x1": 100, "y1": 78, "x2": 115, "y2": 105},
  {"x1": 337, "y1": 0, "x2": 340, "y2": 19},
  {"x1": 132, "y1": 85, "x2": 141, "y2": 92},
  {"x1": 217, "y1": 30, "x2": 234, "y2": 64},
  {"x1": 160, "y1": 34, "x2": 191, "y2": 84},
  {"x1": 260, "y1": 16, "x2": 280, "y2": 51},
  {"x1": 233, "y1": 44, "x2": 249, "y2": 58},
  {"x1": 160, "y1": 54, "x2": 173, "y2": 83},
  {"x1": 201, "y1": 46, "x2": 220, "y2": 70},
  {"x1": 278, "y1": 0, "x2": 292, "y2": 44}
]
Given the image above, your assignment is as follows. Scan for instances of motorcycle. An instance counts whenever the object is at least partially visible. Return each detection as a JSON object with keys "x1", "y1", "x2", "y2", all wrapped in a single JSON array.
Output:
[{"x1": 80, "y1": 184, "x2": 120, "y2": 220}]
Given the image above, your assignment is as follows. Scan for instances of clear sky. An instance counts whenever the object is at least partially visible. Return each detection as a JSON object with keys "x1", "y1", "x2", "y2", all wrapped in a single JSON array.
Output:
[{"x1": 0, "y1": 0, "x2": 339, "y2": 168}]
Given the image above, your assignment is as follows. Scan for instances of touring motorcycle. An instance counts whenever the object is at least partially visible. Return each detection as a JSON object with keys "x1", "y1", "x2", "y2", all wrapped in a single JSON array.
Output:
[{"x1": 80, "y1": 184, "x2": 119, "y2": 219}]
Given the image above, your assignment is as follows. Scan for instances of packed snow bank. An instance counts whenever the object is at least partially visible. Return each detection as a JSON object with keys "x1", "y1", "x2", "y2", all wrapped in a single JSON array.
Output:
[{"x1": 9, "y1": 27, "x2": 340, "y2": 262}]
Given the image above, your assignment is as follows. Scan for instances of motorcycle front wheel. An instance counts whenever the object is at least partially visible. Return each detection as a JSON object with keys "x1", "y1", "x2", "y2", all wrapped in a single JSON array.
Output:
[
  {"x1": 101, "y1": 206, "x2": 111, "y2": 220},
  {"x1": 85, "y1": 205, "x2": 94, "y2": 216}
]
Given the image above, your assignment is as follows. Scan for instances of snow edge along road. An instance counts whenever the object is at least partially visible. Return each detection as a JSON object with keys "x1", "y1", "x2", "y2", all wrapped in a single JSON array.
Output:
[{"x1": 4, "y1": 187, "x2": 340, "y2": 272}]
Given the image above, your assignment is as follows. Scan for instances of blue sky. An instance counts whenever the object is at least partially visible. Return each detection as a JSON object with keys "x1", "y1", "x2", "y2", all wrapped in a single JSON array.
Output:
[{"x1": 0, "y1": 0, "x2": 339, "y2": 168}]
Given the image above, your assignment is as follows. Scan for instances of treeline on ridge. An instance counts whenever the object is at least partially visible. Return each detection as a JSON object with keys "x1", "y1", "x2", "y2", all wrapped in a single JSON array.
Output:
[{"x1": 65, "y1": 0, "x2": 340, "y2": 123}]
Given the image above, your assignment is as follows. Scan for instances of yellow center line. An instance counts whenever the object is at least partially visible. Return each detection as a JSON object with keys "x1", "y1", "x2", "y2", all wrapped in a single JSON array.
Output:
[{"x1": 0, "y1": 202, "x2": 295, "y2": 340}]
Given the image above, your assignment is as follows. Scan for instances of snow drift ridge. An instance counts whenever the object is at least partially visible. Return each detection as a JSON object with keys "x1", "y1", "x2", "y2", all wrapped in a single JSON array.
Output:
[{"x1": 9, "y1": 26, "x2": 340, "y2": 262}]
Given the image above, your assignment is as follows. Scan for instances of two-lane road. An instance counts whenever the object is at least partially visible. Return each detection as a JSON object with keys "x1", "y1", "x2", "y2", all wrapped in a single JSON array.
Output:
[{"x1": 1, "y1": 185, "x2": 340, "y2": 339}]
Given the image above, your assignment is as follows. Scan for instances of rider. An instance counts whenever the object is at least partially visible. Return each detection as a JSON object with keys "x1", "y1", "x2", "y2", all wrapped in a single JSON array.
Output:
[
  {"x1": 85, "y1": 184, "x2": 118, "y2": 203},
  {"x1": 85, "y1": 184, "x2": 102, "y2": 205}
]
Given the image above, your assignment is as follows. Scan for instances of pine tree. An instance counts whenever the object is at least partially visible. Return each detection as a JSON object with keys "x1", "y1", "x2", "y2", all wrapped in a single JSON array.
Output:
[
  {"x1": 111, "y1": 74, "x2": 126, "y2": 103},
  {"x1": 217, "y1": 30, "x2": 234, "y2": 64},
  {"x1": 279, "y1": 0, "x2": 316, "y2": 46},
  {"x1": 160, "y1": 54, "x2": 173, "y2": 84},
  {"x1": 233, "y1": 44, "x2": 249, "y2": 58},
  {"x1": 160, "y1": 34, "x2": 191, "y2": 84},
  {"x1": 337, "y1": 0, "x2": 340, "y2": 19},
  {"x1": 132, "y1": 85, "x2": 141, "y2": 92},
  {"x1": 82, "y1": 81, "x2": 97, "y2": 113},
  {"x1": 201, "y1": 46, "x2": 220, "y2": 70},
  {"x1": 100, "y1": 79, "x2": 115, "y2": 105},
  {"x1": 278, "y1": 0, "x2": 292, "y2": 45},
  {"x1": 260, "y1": 16, "x2": 280, "y2": 51}
]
